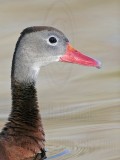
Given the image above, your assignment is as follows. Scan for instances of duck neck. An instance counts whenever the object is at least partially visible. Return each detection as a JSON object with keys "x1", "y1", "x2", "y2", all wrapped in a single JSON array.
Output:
[
  {"x1": 1, "y1": 72, "x2": 45, "y2": 155},
  {"x1": 9, "y1": 44, "x2": 42, "y2": 130},
  {"x1": 2, "y1": 78, "x2": 45, "y2": 152},
  {"x1": 10, "y1": 79, "x2": 42, "y2": 129}
]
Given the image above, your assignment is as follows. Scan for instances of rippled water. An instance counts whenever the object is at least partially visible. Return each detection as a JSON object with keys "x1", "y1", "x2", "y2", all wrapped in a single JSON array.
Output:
[{"x1": 0, "y1": 0, "x2": 120, "y2": 159}]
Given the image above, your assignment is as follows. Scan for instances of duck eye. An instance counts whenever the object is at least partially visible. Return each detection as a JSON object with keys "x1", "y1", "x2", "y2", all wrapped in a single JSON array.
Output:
[
  {"x1": 47, "y1": 36, "x2": 58, "y2": 46},
  {"x1": 48, "y1": 36, "x2": 57, "y2": 44},
  {"x1": 49, "y1": 37, "x2": 57, "y2": 43}
]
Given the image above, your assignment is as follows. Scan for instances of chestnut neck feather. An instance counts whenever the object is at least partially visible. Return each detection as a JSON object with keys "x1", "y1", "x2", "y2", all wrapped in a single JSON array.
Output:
[
  {"x1": 1, "y1": 79, "x2": 45, "y2": 156},
  {"x1": 10, "y1": 80, "x2": 42, "y2": 128}
]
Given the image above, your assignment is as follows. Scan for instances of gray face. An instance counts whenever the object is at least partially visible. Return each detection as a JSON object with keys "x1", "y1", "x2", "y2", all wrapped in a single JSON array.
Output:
[
  {"x1": 12, "y1": 27, "x2": 69, "y2": 83},
  {"x1": 23, "y1": 29, "x2": 68, "y2": 64}
]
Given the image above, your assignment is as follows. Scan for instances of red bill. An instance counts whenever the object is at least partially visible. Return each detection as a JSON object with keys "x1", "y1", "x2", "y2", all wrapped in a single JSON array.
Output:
[{"x1": 59, "y1": 43, "x2": 101, "y2": 69}]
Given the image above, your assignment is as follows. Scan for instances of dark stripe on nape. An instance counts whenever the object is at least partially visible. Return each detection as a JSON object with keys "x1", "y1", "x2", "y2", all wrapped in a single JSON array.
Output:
[{"x1": 21, "y1": 26, "x2": 64, "y2": 36}]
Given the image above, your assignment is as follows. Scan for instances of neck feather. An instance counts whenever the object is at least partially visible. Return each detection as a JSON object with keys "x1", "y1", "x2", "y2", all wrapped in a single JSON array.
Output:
[
  {"x1": 1, "y1": 79, "x2": 45, "y2": 155},
  {"x1": 10, "y1": 80, "x2": 42, "y2": 128}
]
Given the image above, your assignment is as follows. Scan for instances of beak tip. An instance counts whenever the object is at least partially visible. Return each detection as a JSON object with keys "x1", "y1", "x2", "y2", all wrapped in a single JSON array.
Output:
[{"x1": 96, "y1": 60, "x2": 102, "y2": 69}]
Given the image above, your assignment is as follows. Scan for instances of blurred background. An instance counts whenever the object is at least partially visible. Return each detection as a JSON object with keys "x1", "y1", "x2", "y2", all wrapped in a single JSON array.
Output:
[{"x1": 0, "y1": 0, "x2": 120, "y2": 159}]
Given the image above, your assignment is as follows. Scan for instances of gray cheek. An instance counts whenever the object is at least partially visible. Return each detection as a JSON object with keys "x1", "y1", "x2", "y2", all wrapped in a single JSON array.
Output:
[{"x1": 43, "y1": 41, "x2": 66, "y2": 57}]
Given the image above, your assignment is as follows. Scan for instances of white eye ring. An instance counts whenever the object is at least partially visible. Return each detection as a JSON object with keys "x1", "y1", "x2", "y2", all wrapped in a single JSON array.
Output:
[{"x1": 47, "y1": 36, "x2": 58, "y2": 46}]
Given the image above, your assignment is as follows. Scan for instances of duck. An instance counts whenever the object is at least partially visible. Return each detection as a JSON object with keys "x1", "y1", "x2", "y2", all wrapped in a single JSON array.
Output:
[{"x1": 0, "y1": 26, "x2": 101, "y2": 160}]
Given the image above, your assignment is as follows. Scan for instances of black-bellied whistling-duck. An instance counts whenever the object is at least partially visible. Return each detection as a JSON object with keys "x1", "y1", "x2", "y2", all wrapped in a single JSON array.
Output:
[{"x1": 0, "y1": 26, "x2": 101, "y2": 160}]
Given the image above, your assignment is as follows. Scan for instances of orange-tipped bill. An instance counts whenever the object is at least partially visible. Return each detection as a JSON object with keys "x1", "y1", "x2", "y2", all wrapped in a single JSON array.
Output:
[{"x1": 59, "y1": 43, "x2": 101, "y2": 69}]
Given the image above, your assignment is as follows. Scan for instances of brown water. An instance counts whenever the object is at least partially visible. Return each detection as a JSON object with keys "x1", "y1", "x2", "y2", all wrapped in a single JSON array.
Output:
[{"x1": 0, "y1": 0, "x2": 120, "y2": 159}]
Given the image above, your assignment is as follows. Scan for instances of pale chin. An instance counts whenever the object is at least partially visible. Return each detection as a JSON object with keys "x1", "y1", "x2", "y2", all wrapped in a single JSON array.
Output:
[{"x1": 55, "y1": 55, "x2": 62, "y2": 62}]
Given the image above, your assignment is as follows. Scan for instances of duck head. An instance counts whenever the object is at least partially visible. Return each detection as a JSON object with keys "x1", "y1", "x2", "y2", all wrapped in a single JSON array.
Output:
[{"x1": 12, "y1": 26, "x2": 101, "y2": 83}]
